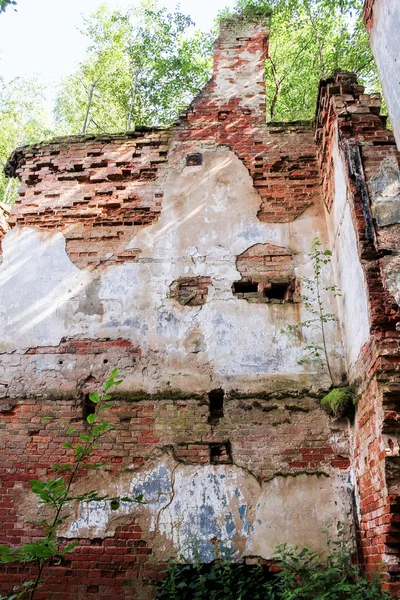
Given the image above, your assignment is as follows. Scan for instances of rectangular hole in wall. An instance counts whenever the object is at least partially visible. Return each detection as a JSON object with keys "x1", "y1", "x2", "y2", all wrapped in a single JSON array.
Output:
[
  {"x1": 82, "y1": 393, "x2": 96, "y2": 422},
  {"x1": 233, "y1": 281, "x2": 258, "y2": 294},
  {"x1": 264, "y1": 282, "x2": 290, "y2": 301},
  {"x1": 208, "y1": 389, "x2": 224, "y2": 424},
  {"x1": 210, "y1": 442, "x2": 232, "y2": 464}
]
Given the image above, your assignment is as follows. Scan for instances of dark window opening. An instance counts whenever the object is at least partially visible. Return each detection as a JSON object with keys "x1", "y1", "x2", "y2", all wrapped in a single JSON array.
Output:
[
  {"x1": 82, "y1": 393, "x2": 96, "y2": 421},
  {"x1": 186, "y1": 153, "x2": 202, "y2": 166},
  {"x1": 233, "y1": 277, "x2": 296, "y2": 303},
  {"x1": 210, "y1": 442, "x2": 232, "y2": 464},
  {"x1": 208, "y1": 389, "x2": 224, "y2": 423},
  {"x1": 233, "y1": 281, "x2": 258, "y2": 294},
  {"x1": 264, "y1": 282, "x2": 290, "y2": 301}
]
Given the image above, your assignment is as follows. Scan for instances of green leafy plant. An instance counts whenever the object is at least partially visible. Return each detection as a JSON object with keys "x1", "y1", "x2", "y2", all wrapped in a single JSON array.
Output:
[
  {"x1": 154, "y1": 543, "x2": 274, "y2": 600},
  {"x1": 281, "y1": 237, "x2": 341, "y2": 387},
  {"x1": 273, "y1": 526, "x2": 390, "y2": 599},
  {"x1": 0, "y1": 0, "x2": 16, "y2": 14},
  {"x1": 153, "y1": 531, "x2": 390, "y2": 600},
  {"x1": 0, "y1": 368, "x2": 142, "y2": 600},
  {"x1": 221, "y1": 0, "x2": 380, "y2": 122}
]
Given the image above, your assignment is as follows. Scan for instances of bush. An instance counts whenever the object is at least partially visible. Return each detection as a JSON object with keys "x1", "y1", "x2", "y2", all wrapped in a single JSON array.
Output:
[{"x1": 154, "y1": 537, "x2": 390, "y2": 600}]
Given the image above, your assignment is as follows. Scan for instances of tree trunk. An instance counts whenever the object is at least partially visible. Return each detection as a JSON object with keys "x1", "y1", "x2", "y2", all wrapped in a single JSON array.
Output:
[{"x1": 126, "y1": 72, "x2": 139, "y2": 132}]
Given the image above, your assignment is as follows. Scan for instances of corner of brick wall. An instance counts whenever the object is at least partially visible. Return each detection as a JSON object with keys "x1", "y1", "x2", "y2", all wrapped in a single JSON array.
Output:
[{"x1": 316, "y1": 69, "x2": 400, "y2": 594}]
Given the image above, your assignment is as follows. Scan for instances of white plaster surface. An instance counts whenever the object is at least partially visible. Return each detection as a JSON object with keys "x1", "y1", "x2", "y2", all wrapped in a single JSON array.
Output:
[
  {"x1": 327, "y1": 133, "x2": 370, "y2": 372},
  {"x1": 0, "y1": 147, "x2": 345, "y2": 394},
  {"x1": 369, "y1": 0, "x2": 400, "y2": 151}
]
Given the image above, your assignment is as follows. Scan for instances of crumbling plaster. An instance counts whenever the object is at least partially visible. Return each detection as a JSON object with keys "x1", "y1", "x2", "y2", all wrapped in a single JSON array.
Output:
[
  {"x1": 17, "y1": 453, "x2": 353, "y2": 563},
  {"x1": 325, "y1": 131, "x2": 370, "y2": 373},
  {"x1": 0, "y1": 146, "x2": 345, "y2": 397}
]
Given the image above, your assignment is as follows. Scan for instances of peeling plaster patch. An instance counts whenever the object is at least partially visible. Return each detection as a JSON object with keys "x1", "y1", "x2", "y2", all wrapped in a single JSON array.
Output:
[
  {"x1": 369, "y1": 156, "x2": 400, "y2": 226},
  {"x1": 1, "y1": 148, "x2": 344, "y2": 392},
  {"x1": 63, "y1": 461, "x2": 352, "y2": 563}
]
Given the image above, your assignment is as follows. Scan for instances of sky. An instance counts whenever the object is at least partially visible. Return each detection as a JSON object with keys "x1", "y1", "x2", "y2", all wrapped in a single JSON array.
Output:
[{"x1": 0, "y1": 0, "x2": 236, "y2": 107}]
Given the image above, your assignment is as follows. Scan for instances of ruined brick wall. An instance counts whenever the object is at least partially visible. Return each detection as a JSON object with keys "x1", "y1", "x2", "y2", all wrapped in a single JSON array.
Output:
[
  {"x1": 0, "y1": 393, "x2": 352, "y2": 599},
  {"x1": 0, "y1": 15, "x2": 357, "y2": 600},
  {"x1": 316, "y1": 70, "x2": 400, "y2": 595}
]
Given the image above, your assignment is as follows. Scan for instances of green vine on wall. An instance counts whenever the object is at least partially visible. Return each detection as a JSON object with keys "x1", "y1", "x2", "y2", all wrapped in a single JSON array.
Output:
[
  {"x1": 281, "y1": 238, "x2": 341, "y2": 388},
  {"x1": 0, "y1": 369, "x2": 143, "y2": 600}
]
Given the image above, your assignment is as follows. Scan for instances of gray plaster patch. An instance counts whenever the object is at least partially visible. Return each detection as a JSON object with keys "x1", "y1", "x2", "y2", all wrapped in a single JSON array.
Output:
[
  {"x1": 383, "y1": 254, "x2": 400, "y2": 305},
  {"x1": 369, "y1": 156, "x2": 400, "y2": 227},
  {"x1": 77, "y1": 277, "x2": 104, "y2": 316}
]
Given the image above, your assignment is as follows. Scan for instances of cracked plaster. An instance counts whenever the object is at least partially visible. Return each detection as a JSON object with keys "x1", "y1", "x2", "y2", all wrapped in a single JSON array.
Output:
[
  {"x1": 47, "y1": 456, "x2": 354, "y2": 562},
  {"x1": 0, "y1": 147, "x2": 345, "y2": 396}
]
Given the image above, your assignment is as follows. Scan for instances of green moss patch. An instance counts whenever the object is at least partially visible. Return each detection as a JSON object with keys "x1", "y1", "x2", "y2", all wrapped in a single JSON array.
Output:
[{"x1": 320, "y1": 386, "x2": 357, "y2": 418}]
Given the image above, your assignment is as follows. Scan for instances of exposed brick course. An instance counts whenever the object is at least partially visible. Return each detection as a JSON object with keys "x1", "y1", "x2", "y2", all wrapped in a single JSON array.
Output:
[{"x1": 6, "y1": 131, "x2": 169, "y2": 270}]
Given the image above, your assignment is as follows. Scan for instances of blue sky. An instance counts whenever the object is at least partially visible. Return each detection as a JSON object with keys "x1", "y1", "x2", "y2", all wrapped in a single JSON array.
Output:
[{"x1": 0, "y1": 0, "x2": 236, "y2": 106}]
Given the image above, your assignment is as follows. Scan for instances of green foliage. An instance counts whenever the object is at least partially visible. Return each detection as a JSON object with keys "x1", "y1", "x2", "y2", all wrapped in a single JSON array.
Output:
[
  {"x1": 281, "y1": 238, "x2": 341, "y2": 386},
  {"x1": 0, "y1": 76, "x2": 52, "y2": 204},
  {"x1": 54, "y1": 0, "x2": 212, "y2": 135},
  {"x1": 229, "y1": 0, "x2": 272, "y2": 20},
  {"x1": 273, "y1": 531, "x2": 390, "y2": 599},
  {"x1": 320, "y1": 386, "x2": 357, "y2": 418},
  {"x1": 154, "y1": 534, "x2": 390, "y2": 600},
  {"x1": 222, "y1": 0, "x2": 380, "y2": 121},
  {"x1": 0, "y1": 368, "x2": 142, "y2": 600},
  {"x1": 155, "y1": 545, "x2": 274, "y2": 600},
  {"x1": 0, "y1": 0, "x2": 16, "y2": 14}
]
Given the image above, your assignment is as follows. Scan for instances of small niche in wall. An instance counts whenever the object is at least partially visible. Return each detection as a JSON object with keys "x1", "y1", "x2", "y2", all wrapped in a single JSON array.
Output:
[
  {"x1": 186, "y1": 153, "x2": 202, "y2": 167},
  {"x1": 263, "y1": 281, "x2": 293, "y2": 302},
  {"x1": 82, "y1": 393, "x2": 96, "y2": 422},
  {"x1": 233, "y1": 281, "x2": 259, "y2": 294},
  {"x1": 210, "y1": 442, "x2": 232, "y2": 464},
  {"x1": 232, "y1": 278, "x2": 296, "y2": 304},
  {"x1": 208, "y1": 389, "x2": 224, "y2": 424}
]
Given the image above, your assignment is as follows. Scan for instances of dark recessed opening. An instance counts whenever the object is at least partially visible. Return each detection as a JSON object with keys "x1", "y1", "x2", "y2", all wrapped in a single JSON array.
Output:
[
  {"x1": 233, "y1": 281, "x2": 258, "y2": 294},
  {"x1": 186, "y1": 153, "x2": 202, "y2": 167},
  {"x1": 210, "y1": 442, "x2": 232, "y2": 464},
  {"x1": 208, "y1": 389, "x2": 224, "y2": 423},
  {"x1": 82, "y1": 393, "x2": 96, "y2": 421},
  {"x1": 264, "y1": 282, "x2": 289, "y2": 301}
]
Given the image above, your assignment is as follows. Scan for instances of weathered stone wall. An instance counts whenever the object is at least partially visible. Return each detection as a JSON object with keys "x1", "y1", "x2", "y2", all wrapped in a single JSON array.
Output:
[
  {"x1": 316, "y1": 69, "x2": 400, "y2": 595},
  {"x1": 363, "y1": 0, "x2": 400, "y2": 151},
  {"x1": 0, "y1": 16, "x2": 360, "y2": 600}
]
